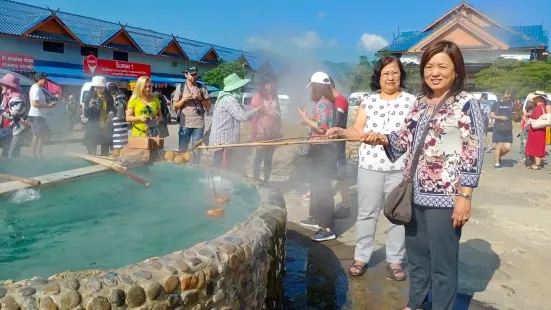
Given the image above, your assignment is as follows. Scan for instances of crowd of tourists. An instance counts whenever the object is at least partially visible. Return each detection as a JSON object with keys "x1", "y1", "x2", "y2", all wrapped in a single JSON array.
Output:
[
  {"x1": 2, "y1": 38, "x2": 550, "y2": 310},
  {"x1": 478, "y1": 90, "x2": 551, "y2": 171}
]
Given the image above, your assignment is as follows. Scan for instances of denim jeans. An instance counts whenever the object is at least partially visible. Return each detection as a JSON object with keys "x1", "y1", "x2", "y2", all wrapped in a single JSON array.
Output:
[{"x1": 178, "y1": 127, "x2": 204, "y2": 164}]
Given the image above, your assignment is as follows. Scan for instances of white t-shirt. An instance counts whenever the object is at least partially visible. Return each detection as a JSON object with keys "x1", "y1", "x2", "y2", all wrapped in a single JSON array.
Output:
[
  {"x1": 28, "y1": 84, "x2": 47, "y2": 117},
  {"x1": 358, "y1": 92, "x2": 416, "y2": 172}
]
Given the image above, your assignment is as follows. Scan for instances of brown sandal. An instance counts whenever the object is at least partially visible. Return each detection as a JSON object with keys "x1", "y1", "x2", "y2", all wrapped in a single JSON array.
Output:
[
  {"x1": 387, "y1": 264, "x2": 407, "y2": 281},
  {"x1": 348, "y1": 262, "x2": 368, "y2": 277}
]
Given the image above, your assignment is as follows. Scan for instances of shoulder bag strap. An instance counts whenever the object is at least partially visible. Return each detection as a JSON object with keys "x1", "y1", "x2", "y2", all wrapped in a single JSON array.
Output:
[{"x1": 407, "y1": 94, "x2": 451, "y2": 180}]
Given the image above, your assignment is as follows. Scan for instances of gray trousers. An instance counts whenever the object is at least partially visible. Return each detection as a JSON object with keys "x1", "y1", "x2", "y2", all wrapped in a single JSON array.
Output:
[
  {"x1": 355, "y1": 168, "x2": 405, "y2": 264},
  {"x1": 406, "y1": 204, "x2": 461, "y2": 310}
]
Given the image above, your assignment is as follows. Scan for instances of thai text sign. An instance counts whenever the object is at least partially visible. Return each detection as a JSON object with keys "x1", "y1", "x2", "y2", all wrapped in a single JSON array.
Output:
[
  {"x1": 0, "y1": 53, "x2": 34, "y2": 71},
  {"x1": 83, "y1": 55, "x2": 151, "y2": 78}
]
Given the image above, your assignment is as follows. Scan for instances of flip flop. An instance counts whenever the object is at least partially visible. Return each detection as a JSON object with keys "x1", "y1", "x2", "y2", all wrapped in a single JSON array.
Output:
[
  {"x1": 348, "y1": 263, "x2": 368, "y2": 277},
  {"x1": 387, "y1": 264, "x2": 407, "y2": 281}
]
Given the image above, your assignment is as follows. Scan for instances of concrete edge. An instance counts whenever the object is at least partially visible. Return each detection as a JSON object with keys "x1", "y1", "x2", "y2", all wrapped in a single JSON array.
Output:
[{"x1": 0, "y1": 165, "x2": 288, "y2": 310}]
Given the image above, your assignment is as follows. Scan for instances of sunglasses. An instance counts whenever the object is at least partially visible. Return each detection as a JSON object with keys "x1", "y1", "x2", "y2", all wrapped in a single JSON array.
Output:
[{"x1": 188, "y1": 72, "x2": 198, "y2": 77}]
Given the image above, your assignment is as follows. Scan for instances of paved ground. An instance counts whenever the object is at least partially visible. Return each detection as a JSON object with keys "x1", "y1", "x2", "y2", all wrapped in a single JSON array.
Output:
[{"x1": 13, "y1": 123, "x2": 551, "y2": 309}]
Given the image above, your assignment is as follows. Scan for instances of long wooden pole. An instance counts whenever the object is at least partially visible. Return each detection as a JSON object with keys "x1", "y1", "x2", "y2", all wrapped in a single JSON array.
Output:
[
  {"x1": 196, "y1": 138, "x2": 361, "y2": 150},
  {"x1": 0, "y1": 173, "x2": 41, "y2": 186},
  {"x1": 64, "y1": 152, "x2": 150, "y2": 187}
]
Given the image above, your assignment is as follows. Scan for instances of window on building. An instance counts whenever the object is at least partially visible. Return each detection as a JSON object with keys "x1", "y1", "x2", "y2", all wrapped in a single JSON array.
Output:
[
  {"x1": 113, "y1": 51, "x2": 129, "y2": 62},
  {"x1": 43, "y1": 41, "x2": 64, "y2": 54},
  {"x1": 81, "y1": 46, "x2": 98, "y2": 57},
  {"x1": 172, "y1": 61, "x2": 178, "y2": 68}
]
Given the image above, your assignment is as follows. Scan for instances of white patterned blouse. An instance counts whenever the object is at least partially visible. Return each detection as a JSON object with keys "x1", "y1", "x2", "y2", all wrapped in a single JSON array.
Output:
[{"x1": 358, "y1": 92, "x2": 416, "y2": 171}]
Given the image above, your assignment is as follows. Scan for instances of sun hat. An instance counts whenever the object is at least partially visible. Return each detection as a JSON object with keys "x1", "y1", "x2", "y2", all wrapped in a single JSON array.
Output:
[
  {"x1": 0, "y1": 73, "x2": 21, "y2": 91},
  {"x1": 91, "y1": 76, "x2": 107, "y2": 87},
  {"x1": 223, "y1": 73, "x2": 250, "y2": 92},
  {"x1": 307, "y1": 71, "x2": 331, "y2": 87},
  {"x1": 527, "y1": 90, "x2": 549, "y2": 102}
]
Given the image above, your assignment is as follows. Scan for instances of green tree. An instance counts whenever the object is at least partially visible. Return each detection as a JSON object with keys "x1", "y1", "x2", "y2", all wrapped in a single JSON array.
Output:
[
  {"x1": 474, "y1": 59, "x2": 551, "y2": 99},
  {"x1": 348, "y1": 55, "x2": 373, "y2": 92},
  {"x1": 200, "y1": 59, "x2": 248, "y2": 90}
]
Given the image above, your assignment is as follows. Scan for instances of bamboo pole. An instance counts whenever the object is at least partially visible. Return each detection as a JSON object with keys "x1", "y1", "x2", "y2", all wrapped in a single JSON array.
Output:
[
  {"x1": 65, "y1": 152, "x2": 128, "y2": 173},
  {"x1": 0, "y1": 173, "x2": 41, "y2": 186},
  {"x1": 196, "y1": 138, "x2": 361, "y2": 150},
  {"x1": 64, "y1": 152, "x2": 150, "y2": 187}
]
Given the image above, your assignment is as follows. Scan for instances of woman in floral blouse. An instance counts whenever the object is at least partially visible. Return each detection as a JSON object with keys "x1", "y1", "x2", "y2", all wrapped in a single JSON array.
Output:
[
  {"x1": 363, "y1": 41, "x2": 485, "y2": 310},
  {"x1": 297, "y1": 71, "x2": 337, "y2": 242}
]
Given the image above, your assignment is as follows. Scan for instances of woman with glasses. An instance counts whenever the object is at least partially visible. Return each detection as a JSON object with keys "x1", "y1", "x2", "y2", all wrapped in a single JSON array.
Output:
[{"x1": 326, "y1": 56, "x2": 414, "y2": 279}]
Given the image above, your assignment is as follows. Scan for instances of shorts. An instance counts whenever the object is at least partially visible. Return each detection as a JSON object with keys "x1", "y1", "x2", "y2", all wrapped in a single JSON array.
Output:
[
  {"x1": 492, "y1": 131, "x2": 513, "y2": 144},
  {"x1": 30, "y1": 116, "x2": 49, "y2": 137}
]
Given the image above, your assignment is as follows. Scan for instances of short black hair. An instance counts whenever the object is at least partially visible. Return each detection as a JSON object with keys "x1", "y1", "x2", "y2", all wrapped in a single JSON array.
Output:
[
  {"x1": 420, "y1": 41, "x2": 465, "y2": 97},
  {"x1": 34, "y1": 72, "x2": 47, "y2": 82},
  {"x1": 370, "y1": 56, "x2": 406, "y2": 91},
  {"x1": 480, "y1": 93, "x2": 488, "y2": 100}
]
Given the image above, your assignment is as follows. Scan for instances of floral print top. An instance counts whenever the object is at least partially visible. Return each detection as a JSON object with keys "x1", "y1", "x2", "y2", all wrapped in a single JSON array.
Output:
[
  {"x1": 309, "y1": 98, "x2": 335, "y2": 141},
  {"x1": 385, "y1": 91, "x2": 485, "y2": 208}
]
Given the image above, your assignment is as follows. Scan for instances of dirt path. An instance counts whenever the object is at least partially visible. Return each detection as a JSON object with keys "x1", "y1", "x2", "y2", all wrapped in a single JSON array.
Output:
[{"x1": 262, "y1": 125, "x2": 550, "y2": 309}]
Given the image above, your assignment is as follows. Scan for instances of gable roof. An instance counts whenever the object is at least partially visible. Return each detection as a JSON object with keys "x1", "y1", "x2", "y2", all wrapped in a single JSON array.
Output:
[
  {"x1": 383, "y1": 3, "x2": 548, "y2": 53},
  {"x1": 0, "y1": 0, "x2": 286, "y2": 71},
  {"x1": 423, "y1": 2, "x2": 501, "y2": 32}
]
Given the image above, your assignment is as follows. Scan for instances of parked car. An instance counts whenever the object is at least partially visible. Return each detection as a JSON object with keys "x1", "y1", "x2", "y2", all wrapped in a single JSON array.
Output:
[{"x1": 79, "y1": 82, "x2": 93, "y2": 124}]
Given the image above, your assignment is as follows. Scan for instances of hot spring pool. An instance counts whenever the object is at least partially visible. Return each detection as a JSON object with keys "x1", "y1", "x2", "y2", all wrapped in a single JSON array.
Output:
[
  {"x1": 0, "y1": 157, "x2": 91, "y2": 181},
  {"x1": 0, "y1": 163, "x2": 260, "y2": 281}
]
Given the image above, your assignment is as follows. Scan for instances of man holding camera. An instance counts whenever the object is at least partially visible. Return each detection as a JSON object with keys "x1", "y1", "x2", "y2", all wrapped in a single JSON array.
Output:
[
  {"x1": 173, "y1": 66, "x2": 211, "y2": 164},
  {"x1": 28, "y1": 72, "x2": 57, "y2": 158}
]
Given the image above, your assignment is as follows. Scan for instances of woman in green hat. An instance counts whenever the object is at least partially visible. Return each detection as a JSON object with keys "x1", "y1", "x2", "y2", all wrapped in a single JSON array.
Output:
[{"x1": 208, "y1": 73, "x2": 264, "y2": 169}]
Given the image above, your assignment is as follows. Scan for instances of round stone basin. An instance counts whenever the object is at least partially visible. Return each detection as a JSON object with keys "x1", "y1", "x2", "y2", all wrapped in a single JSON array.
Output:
[
  {"x1": 0, "y1": 163, "x2": 260, "y2": 281},
  {"x1": 0, "y1": 157, "x2": 91, "y2": 182}
]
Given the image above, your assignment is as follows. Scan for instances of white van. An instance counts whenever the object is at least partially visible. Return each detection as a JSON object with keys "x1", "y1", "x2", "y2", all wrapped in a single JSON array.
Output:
[{"x1": 79, "y1": 82, "x2": 93, "y2": 124}]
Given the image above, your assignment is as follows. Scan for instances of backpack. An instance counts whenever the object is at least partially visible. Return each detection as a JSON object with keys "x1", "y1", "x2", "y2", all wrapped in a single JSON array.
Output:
[{"x1": 175, "y1": 82, "x2": 204, "y2": 101}]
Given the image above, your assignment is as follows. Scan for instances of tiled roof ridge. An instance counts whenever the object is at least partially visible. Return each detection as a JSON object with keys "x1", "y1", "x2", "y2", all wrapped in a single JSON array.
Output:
[
  {"x1": 2, "y1": 0, "x2": 252, "y2": 57},
  {"x1": 496, "y1": 24, "x2": 546, "y2": 46}
]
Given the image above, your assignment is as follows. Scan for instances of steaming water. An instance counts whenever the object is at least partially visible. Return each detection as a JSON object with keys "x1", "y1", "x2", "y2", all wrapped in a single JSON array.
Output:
[
  {"x1": 0, "y1": 158, "x2": 90, "y2": 181},
  {"x1": 10, "y1": 188, "x2": 41, "y2": 204},
  {"x1": 198, "y1": 176, "x2": 236, "y2": 193},
  {"x1": 0, "y1": 164, "x2": 259, "y2": 281}
]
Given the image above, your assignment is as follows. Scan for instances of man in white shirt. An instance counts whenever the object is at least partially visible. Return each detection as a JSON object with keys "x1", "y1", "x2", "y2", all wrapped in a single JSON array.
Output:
[{"x1": 28, "y1": 72, "x2": 56, "y2": 157}]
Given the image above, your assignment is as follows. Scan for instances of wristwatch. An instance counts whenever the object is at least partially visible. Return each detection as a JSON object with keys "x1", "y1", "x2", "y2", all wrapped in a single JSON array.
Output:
[{"x1": 457, "y1": 192, "x2": 472, "y2": 200}]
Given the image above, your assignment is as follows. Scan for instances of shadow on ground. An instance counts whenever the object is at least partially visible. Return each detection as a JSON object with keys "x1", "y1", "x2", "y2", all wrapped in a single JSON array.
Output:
[{"x1": 285, "y1": 225, "x2": 500, "y2": 309}]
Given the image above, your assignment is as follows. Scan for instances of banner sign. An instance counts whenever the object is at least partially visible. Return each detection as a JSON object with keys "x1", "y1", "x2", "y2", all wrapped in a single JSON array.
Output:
[
  {"x1": 0, "y1": 53, "x2": 34, "y2": 71},
  {"x1": 83, "y1": 55, "x2": 151, "y2": 78}
]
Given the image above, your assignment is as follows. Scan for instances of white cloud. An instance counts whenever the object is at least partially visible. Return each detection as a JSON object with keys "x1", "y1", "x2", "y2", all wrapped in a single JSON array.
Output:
[
  {"x1": 357, "y1": 33, "x2": 389, "y2": 51},
  {"x1": 327, "y1": 38, "x2": 338, "y2": 47},
  {"x1": 291, "y1": 31, "x2": 322, "y2": 49},
  {"x1": 245, "y1": 36, "x2": 272, "y2": 49},
  {"x1": 317, "y1": 12, "x2": 325, "y2": 19}
]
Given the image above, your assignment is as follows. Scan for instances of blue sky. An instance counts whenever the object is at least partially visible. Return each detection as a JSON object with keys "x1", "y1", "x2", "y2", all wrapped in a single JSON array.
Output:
[{"x1": 23, "y1": 0, "x2": 551, "y2": 62}]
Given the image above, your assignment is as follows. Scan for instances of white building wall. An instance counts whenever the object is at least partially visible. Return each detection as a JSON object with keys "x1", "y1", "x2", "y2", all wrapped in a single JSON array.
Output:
[{"x1": 0, "y1": 34, "x2": 219, "y2": 75}]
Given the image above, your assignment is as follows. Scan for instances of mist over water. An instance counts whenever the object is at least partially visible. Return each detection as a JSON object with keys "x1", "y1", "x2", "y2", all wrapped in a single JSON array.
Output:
[{"x1": 10, "y1": 188, "x2": 41, "y2": 204}]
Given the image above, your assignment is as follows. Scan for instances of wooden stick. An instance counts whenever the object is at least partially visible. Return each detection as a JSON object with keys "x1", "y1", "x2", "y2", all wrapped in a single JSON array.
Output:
[
  {"x1": 0, "y1": 173, "x2": 41, "y2": 186},
  {"x1": 258, "y1": 134, "x2": 326, "y2": 143},
  {"x1": 197, "y1": 138, "x2": 361, "y2": 150},
  {"x1": 65, "y1": 152, "x2": 128, "y2": 173},
  {"x1": 64, "y1": 152, "x2": 150, "y2": 187}
]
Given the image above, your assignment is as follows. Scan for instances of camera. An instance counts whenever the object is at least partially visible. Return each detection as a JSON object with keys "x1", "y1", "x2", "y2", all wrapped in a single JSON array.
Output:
[{"x1": 195, "y1": 103, "x2": 205, "y2": 116}]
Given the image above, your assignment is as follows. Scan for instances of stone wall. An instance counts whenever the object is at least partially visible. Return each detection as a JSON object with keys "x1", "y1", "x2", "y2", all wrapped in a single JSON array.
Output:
[{"x1": 0, "y1": 186, "x2": 287, "y2": 310}]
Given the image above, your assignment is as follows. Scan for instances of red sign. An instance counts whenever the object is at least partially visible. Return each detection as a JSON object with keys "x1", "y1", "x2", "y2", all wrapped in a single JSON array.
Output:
[
  {"x1": 83, "y1": 55, "x2": 151, "y2": 78},
  {"x1": 0, "y1": 53, "x2": 34, "y2": 71}
]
